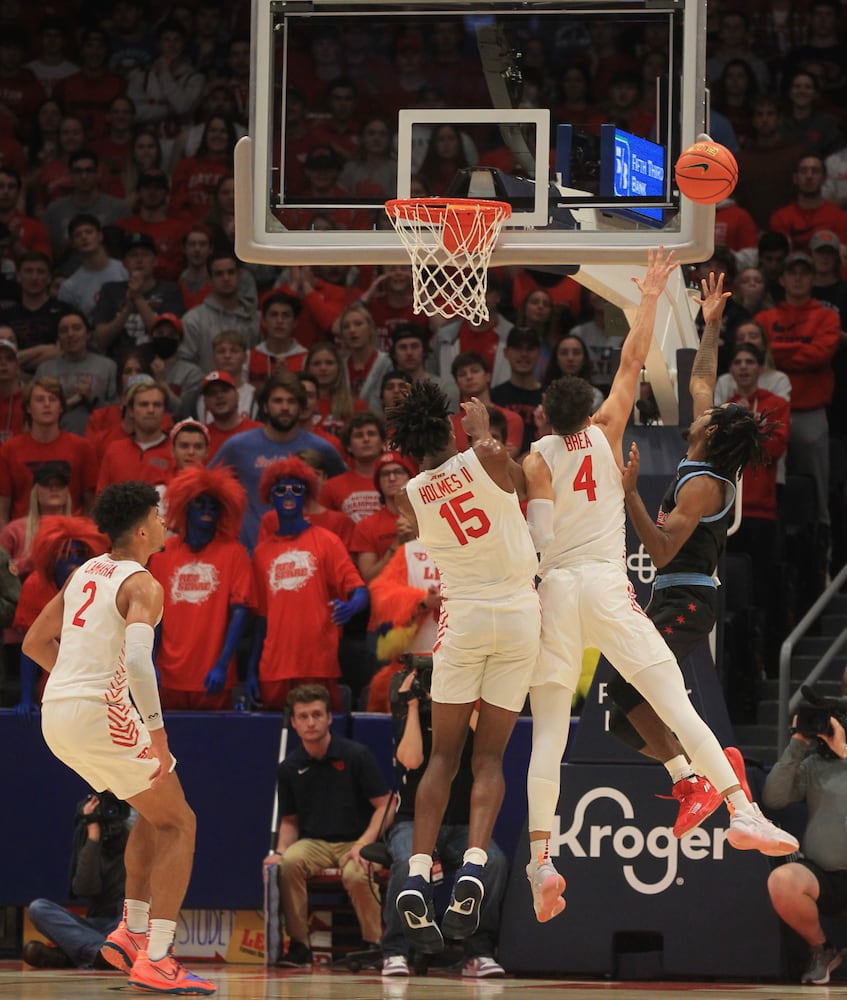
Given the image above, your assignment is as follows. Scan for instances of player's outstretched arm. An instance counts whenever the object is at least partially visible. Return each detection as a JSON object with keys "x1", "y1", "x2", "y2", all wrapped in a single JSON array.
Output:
[
  {"x1": 593, "y1": 247, "x2": 677, "y2": 447},
  {"x1": 690, "y1": 270, "x2": 730, "y2": 420},
  {"x1": 623, "y1": 440, "x2": 724, "y2": 567},
  {"x1": 523, "y1": 451, "x2": 554, "y2": 550}
]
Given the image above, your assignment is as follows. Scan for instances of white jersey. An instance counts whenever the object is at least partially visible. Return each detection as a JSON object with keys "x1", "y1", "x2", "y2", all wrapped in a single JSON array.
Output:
[
  {"x1": 402, "y1": 538, "x2": 440, "y2": 654},
  {"x1": 406, "y1": 447, "x2": 537, "y2": 603},
  {"x1": 532, "y1": 427, "x2": 626, "y2": 574},
  {"x1": 42, "y1": 556, "x2": 152, "y2": 707}
]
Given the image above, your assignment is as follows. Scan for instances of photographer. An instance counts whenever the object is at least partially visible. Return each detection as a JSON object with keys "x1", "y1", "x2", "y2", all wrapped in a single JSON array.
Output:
[
  {"x1": 763, "y1": 704, "x2": 847, "y2": 985},
  {"x1": 380, "y1": 660, "x2": 507, "y2": 979},
  {"x1": 23, "y1": 792, "x2": 130, "y2": 969}
]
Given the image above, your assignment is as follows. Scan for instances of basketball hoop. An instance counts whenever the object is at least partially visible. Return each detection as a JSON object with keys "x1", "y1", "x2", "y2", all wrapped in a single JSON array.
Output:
[{"x1": 385, "y1": 198, "x2": 511, "y2": 325}]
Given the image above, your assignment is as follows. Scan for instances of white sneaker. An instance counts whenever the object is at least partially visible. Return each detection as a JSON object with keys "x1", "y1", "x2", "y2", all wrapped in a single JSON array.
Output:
[
  {"x1": 382, "y1": 955, "x2": 410, "y2": 977},
  {"x1": 525, "y1": 857, "x2": 566, "y2": 922},
  {"x1": 727, "y1": 803, "x2": 799, "y2": 857},
  {"x1": 462, "y1": 956, "x2": 505, "y2": 978}
]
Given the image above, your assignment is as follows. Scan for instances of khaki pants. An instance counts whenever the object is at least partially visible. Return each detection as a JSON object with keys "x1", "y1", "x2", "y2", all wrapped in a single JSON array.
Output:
[{"x1": 277, "y1": 838, "x2": 382, "y2": 946}]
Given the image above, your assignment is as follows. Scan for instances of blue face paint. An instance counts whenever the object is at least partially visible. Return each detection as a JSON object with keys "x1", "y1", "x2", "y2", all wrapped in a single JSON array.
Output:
[
  {"x1": 271, "y1": 479, "x2": 309, "y2": 536},
  {"x1": 54, "y1": 540, "x2": 89, "y2": 588},
  {"x1": 185, "y1": 494, "x2": 221, "y2": 550}
]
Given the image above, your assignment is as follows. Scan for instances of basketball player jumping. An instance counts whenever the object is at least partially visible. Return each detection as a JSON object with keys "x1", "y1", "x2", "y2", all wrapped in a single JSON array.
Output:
[
  {"x1": 386, "y1": 384, "x2": 540, "y2": 954},
  {"x1": 23, "y1": 481, "x2": 215, "y2": 996},
  {"x1": 523, "y1": 249, "x2": 798, "y2": 923}
]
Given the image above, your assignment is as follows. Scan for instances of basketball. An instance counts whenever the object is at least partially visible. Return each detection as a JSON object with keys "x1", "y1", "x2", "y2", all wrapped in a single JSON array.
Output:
[{"x1": 674, "y1": 141, "x2": 738, "y2": 204}]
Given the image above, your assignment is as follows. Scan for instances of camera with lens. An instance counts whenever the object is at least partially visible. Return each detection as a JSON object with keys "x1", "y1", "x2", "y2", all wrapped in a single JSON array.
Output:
[
  {"x1": 392, "y1": 655, "x2": 434, "y2": 706},
  {"x1": 79, "y1": 791, "x2": 130, "y2": 836}
]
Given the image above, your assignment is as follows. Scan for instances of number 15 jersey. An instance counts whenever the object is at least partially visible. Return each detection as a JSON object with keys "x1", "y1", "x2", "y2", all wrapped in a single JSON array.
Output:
[
  {"x1": 406, "y1": 447, "x2": 537, "y2": 603},
  {"x1": 531, "y1": 427, "x2": 626, "y2": 574}
]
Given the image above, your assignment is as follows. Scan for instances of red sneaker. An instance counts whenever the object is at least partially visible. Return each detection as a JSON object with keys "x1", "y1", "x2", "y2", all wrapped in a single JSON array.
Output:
[
  {"x1": 724, "y1": 746, "x2": 752, "y2": 801},
  {"x1": 128, "y1": 950, "x2": 216, "y2": 995},
  {"x1": 100, "y1": 921, "x2": 146, "y2": 974},
  {"x1": 670, "y1": 776, "x2": 724, "y2": 838}
]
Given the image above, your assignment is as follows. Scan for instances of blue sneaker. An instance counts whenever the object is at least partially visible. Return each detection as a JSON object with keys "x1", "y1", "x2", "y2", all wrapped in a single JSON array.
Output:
[
  {"x1": 395, "y1": 875, "x2": 444, "y2": 954},
  {"x1": 440, "y1": 862, "x2": 485, "y2": 940}
]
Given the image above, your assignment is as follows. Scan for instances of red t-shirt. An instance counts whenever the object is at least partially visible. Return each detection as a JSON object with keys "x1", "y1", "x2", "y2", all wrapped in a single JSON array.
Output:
[
  {"x1": 148, "y1": 535, "x2": 256, "y2": 692},
  {"x1": 257, "y1": 507, "x2": 355, "y2": 548},
  {"x1": 314, "y1": 395, "x2": 368, "y2": 438},
  {"x1": 55, "y1": 71, "x2": 128, "y2": 142},
  {"x1": 207, "y1": 417, "x2": 262, "y2": 462},
  {"x1": 349, "y1": 506, "x2": 398, "y2": 558},
  {"x1": 247, "y1": 345, "x2": 307, "y2": 387},
  {"x1": 170, "y1": 157, "x2": 230, "y2": 221},
  {"x1": 0, "y1": 432, "x2": 98, "y2": 519},
  {"x1": 319, "y1": 471, "x2": 381, "y2": 524},
  {"x1": 85, "y1": 407, "x2": 174, "y2": 462},
  {"x1": 97, "y1": 436, "x2": 175, "y2": 494},
  {"x1": 13, "y1": 573, "x2": 56, "y2": 634},
  {"x1": 253, "y1": 525, "x2": 363, "y2": 680},
  {"x1": 0, "y1": 390, "x2": 25, "y2": 444}
]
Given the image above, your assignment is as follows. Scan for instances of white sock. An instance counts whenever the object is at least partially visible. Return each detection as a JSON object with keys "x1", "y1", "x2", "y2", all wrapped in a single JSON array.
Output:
[
  {"x1": 147, "y1": 919, "x2": 176, "y2": 962},
  {"x1": 463, "y1": 847, "x2": 487, "y2": 867},
  {"x1": 123, "y1": 899, "x2": 149, "y2": 935},
  {"x1": 664, "y1": 754, "x2": 695, "y2": 783},
  {"x1": 408, "y1": 853, "x2": 433, "y2": 880},
  {"x1": 727, "y1": 789, "x2": 754, "y2": 816},
  {"x1": 529, "y1": 838, "x2": 549, "y2": 866}
]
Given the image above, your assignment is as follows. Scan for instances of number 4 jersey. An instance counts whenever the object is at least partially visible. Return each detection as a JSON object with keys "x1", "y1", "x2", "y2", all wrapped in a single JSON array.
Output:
[
  {"x1": 531, "y1": 427, "x2": 627, "y2": 575},
  {"x1": 405, "y1": 447, "x2": 537, "y2": 602},
  {"x1": 42, "y1": 557, "x2": 155, "y2": 706}
]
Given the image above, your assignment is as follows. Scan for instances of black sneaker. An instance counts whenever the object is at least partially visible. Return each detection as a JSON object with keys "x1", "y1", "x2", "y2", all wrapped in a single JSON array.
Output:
[
  {"x1": 277, "y1": 940, "x2": 312, "y2": 968},
  {"x1": 22, "y1": 941, "x2": 71, "y2": 969},
  {"x1": 395, "y1": 875, "x2": 444, "y2": 953},
  {"x1": 440, "y1": 862, "x2": 485, "y2": 940},
  {"x1": 801, "y1": 945, "x2": 842, "y2": 985}
]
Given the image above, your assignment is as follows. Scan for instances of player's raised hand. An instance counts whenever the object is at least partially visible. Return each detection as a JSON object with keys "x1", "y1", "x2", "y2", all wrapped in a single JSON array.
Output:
[
  {"x1": 632, "y1": 246, "x2": 677, "y2": 297},
  {"x1": 698, "y1": 270, "x2": 732, "y2": 326},
  {"x1": 461, "y1": 396, "x2": 491, "y2": 441}
]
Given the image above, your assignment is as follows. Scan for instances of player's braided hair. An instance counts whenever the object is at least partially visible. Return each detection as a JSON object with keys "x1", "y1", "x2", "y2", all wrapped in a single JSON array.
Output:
[
  {"x1": 385, "y1": 379, "x2": 451, "y2": 462},
  {"x1": 704, "y1": 402, "x2": 770, "y2": 480}
]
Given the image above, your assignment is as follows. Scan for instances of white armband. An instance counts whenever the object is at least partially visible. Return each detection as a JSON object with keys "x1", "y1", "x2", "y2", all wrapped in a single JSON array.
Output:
[
  {"x1": 124, "y1": 622, "x2": 164, "y2": 731},
  {"x1": 527, "y1": 498, "x2": 554, "y2": 551}
]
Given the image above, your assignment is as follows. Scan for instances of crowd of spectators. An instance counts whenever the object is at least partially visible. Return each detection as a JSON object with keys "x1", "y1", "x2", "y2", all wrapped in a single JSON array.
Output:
[{"x1": 0, "y1": 3, "x2": 844, "y2": 723}]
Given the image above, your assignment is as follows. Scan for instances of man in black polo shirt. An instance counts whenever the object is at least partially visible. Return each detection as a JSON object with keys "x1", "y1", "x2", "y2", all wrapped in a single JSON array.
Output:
[
  {"x1": 262, "y1": 684, "x2": 391, "y2": 968},
  {"x1": 490, "y1": 326, "x2": 543, "y2": 459}
]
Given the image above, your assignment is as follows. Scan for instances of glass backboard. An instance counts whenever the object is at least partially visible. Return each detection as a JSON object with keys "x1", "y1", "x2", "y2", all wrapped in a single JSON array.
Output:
[{"x1": 234, "y1": 0, "x2": 715, "y2": 266}]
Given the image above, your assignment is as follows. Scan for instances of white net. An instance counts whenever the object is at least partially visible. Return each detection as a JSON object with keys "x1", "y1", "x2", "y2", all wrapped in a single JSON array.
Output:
[{"x1": 385, "y1": 199, "x2": 511, "y2": 325}]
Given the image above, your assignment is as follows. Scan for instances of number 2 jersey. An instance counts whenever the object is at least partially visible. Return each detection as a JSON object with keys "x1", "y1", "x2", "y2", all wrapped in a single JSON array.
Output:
[
  {"x1": 42, "y1": 556, "x2": 154, "y2": 706},
  {"x1": 531, "y1": 427, "x2": 626, "y2": 575},
  {"x1": 405, "y1": 447, "x2": 537, "y2": 602}
]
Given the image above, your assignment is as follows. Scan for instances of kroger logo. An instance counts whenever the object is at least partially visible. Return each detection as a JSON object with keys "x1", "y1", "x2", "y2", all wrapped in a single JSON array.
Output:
[{"x1": 551, "y1": 787, "x2": 729, "y2": 895}]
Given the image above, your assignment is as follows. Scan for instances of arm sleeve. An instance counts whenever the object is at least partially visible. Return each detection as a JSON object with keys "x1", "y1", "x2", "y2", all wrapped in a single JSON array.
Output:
[
  {"x1": 527, "y1": 498, "x2": 554, "y2": 550},
  {"x1": 125, "y1": 622, "x2": 164, "y2": 731}
]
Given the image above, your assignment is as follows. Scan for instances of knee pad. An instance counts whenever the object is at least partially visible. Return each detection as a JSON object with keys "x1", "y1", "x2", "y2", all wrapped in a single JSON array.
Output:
[{"x1": 608, "y1": 705, "x2": 647, "y2": 752}]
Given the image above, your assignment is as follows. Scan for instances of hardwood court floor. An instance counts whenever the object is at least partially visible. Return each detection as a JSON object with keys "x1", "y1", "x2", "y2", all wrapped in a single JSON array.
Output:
[{"x1": 3, "y1": 964, "x2": 846, "y2": 1000}]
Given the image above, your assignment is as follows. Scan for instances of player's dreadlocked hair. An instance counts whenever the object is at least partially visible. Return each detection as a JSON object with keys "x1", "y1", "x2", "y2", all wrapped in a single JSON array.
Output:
[
  {"x1": 385, "y1": 380, "x2": 452, "y2": 462},
  {"x1": 704, "y1": 402, "x2": 771, "y2": 480}
]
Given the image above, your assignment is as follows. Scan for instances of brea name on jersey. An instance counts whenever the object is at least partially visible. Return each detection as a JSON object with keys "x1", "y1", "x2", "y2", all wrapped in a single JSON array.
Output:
[
  {"x1": 562, "y1": 428, "x2": 593, "y2": 451},
  {"x1": 417, "y1": 466, "x2": 473, "y2": 504}
]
